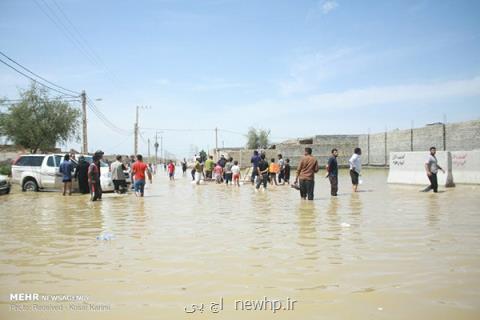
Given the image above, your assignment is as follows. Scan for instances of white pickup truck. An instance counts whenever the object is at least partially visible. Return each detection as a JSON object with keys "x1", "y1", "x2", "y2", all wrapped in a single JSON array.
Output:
[{"x1": 11, "y1": 154, "x2": 114, "y2": 192}]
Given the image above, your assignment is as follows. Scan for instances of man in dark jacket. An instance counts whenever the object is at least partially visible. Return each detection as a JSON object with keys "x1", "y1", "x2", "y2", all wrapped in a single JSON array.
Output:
[
  {"x1": 88, "y1": 150, "x2": 104, "y2": 201},
  {"x1": 326, "y1": 148, "x2": 339, "y2": 196},
  {"x1": 255, "y1": 154, "x2": 270, "y2": 190},
  {"x1": 74, "y1": 155, "x2": 90, "y2": 194}
]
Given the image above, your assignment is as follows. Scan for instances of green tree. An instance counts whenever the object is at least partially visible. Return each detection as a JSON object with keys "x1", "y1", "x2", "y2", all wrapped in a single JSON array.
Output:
[
  {"x1": 0, "y1": 83, "x2": 81, "y2": 153},
  {"x1": 199, "y1": 149, "x2": 207, "y2": 163},
  {"x1": 258, "y1": 129, "x2": 271, "y2": 149},
  {"x1": 246, "y1": 127, "x2": 271, "y2": 149},
  {"x1": 246, "y1": 127, "x2": 259, "y2": 149}
]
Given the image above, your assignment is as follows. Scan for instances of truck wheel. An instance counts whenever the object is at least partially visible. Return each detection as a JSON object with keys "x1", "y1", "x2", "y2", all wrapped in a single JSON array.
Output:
[{"x1": 22, "y1": 179, "x2": 38, "y2": 192}]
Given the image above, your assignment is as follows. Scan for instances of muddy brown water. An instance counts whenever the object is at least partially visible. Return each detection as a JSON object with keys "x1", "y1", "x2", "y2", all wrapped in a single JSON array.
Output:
[{"x1": 0, "y1": 169, "x2": 479, "y2": 319}]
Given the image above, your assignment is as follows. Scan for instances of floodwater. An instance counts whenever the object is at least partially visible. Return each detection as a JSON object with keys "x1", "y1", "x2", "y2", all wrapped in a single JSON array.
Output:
[{"x1": 0, "y1": 169, "x2": 479, "y2": 320}]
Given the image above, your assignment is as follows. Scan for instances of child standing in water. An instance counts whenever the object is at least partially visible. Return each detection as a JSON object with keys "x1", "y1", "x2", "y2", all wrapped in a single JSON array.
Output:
[
  {"x1": 231, "y1": 160, "x2": 241, "y2": 187},
  {"x1": 167, "y1": 160, "x2": 175, "y2": 181},
  {"x1": 269, "y1": 158, "x2": 279, "y2": 185},
  {"x1": 224, "y1": 157, "x2": 234, "y2": 185},
  {"x1": 214, "y1": 163, "x2": 223, "y2": 184}
]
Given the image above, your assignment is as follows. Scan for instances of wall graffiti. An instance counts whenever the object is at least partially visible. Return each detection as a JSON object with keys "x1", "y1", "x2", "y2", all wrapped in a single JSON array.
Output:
[{"x1": 452, "y1": 153, "x2": 467, "y2": 167}]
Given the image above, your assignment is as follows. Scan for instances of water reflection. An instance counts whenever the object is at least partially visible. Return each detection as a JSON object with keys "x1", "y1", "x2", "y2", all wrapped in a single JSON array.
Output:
[{"x1": 426, "y1": 193, "x2": 441, "y2": 227}]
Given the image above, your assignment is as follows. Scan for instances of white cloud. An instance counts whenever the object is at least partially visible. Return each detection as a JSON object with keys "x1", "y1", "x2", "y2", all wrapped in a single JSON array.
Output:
[
  {"x1": 307, "y1": 77, "x2": 480, "y2": 109},
  {"x1": 321, "y1": 1, "x2": 339, "y2": 14},
  {"x1": 278, "y1": 47, "x2": 359, "y2": 95},
  {"x1": 305, "y1": 0, "x2": 339, "y2": 22},
  {"x1": 230, "y1": 77, "x2": 480, "y2": 119}
]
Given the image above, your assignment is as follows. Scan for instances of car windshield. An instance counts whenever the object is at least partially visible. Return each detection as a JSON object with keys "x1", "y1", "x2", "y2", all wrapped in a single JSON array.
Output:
[
  {"x1": 55, "y1": 155, "x2": 62, "y2": 167},
  {"x1": 83, "y1": 156, "x2": 108, "y2": 167}
]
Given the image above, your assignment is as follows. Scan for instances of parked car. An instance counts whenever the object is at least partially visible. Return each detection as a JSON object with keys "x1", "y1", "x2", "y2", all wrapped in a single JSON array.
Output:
[
  {"x1": 77, "y1": 155, "x2": 114, "y2": 192},
  {"x1": 11, "y1": 154, "x2": 114, "y2": 192},
  {"x1": 124, "y1": 167, "x2": 132, "y2": 184},
  {"x1": 0, "y1": 174, "x2": 11, "y2": 194}
]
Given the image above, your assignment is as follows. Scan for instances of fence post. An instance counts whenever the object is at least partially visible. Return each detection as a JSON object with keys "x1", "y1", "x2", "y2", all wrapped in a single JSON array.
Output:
[
  {"x1": 384, "y1": 127, "x2": 388, "y2": 167},
  {"x1": 367, "y1": 129, "x2": 370, "y2": 166},
  {"x1": 443, "y1": 114, "x2": 447, "y2": 151},
  {"x1": 410, "y1": 120, "x2": 414, "y2": 151}
]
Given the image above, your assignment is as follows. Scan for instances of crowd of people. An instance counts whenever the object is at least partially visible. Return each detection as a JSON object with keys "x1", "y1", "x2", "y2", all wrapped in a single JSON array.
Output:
[
  {"x1": 169, "y1": 147, "x2": 364, "y2": 201},
  {"x1": 58, "y1": 150, "x2": 154, "y2": 201},
  {"x1": 57, "y1": 145, "x2": 442, "y2": 202}
]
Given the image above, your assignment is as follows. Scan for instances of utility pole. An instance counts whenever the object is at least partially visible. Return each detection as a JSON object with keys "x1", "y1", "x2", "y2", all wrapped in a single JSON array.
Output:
[
  {"x1": 147, "y1": 138, "x2": 151, "y2": 162},
  {"x1": 81, "y1": 90, "x2": 88, "y2": 154},
  {"x1": 134, "y1": 105, "x2": 151, "y2": 155},
  {"x1": 160, "y1": 135, "x2": 163, "y2": 164},
  {"x1": 215, "y1": 127, "x2": 218, "y2": 159},
  {"x1": 134, "y1": 106, "x2": 139, "y2": 155},
  {"x1": 154, "y1": 132, "x2": 159, "y2": 165}
]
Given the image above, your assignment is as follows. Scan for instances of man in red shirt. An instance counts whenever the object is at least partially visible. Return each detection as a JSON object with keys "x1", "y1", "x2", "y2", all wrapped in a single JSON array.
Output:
[{"x1": 132, "y1": 154, "x2": 152, "y2": 197}]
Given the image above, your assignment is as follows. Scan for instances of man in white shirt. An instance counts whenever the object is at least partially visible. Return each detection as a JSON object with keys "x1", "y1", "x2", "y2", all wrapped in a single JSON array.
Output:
[
  {"x1": 111, "y1": 155, "x2": 127, "y2": 194},
  {"x1": 423, "y1": 146, "x2": 445, "y2": 193},
  {"x1": 349, "y1": 147, "x2": 362, "y2": 192}
]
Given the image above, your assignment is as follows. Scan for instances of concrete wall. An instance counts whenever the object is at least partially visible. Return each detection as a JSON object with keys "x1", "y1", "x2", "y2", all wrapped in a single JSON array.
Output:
[
  {"x1": 215, "y1": 149, "x2": 278, "y2": 169},
  {"x1": 219, "y1": 119, "x2": 480, "y2": 171},
  {"x1": 359, "y1": 119, "x2": 480, "y2": 166},
  {"x1": 359, "y1": 133, "x2": 387, "y2": 166},
  {"x1": 451, "y1": 150, "x2": 480, "y2": 184},
  {"x1": 446, "y1": 120, "x2": 480, "y2": 151},
  {"x1": 276, "y1": 135, "x2": 358, "y2": 168},
  {"x1": 387, "y1": 151, "x2": 454, "y2": 187}
]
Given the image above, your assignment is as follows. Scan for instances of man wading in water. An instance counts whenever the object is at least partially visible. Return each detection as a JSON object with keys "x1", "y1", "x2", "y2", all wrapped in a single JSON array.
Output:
[
  {"x1": 349, "y1": 148, "x2": 362, "y2": 192},
  {"x1": 132, "y1": 154, "x2": 152, "y2": 197},
  {"x1": 326, "y1": 148, "x2": 339, "y2": 196},
  {"x1": 423, "y1": 146, "x2": 445, "y2": 193},
  {"x1": 88, "y1": 151, "x2": 104, "y2": 201},
  {"x1": 294, "y1": 147, "x2": 319, "y2": 200}
]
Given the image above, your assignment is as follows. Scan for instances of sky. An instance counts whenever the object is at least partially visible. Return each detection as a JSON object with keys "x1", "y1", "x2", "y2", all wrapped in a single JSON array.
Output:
[{"x1": 1, "y1": 0, "x2": 480, "y2": 158}]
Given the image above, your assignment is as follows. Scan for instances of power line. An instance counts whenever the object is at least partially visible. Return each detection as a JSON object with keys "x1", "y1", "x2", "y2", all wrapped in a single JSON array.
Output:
[
  {"x1": 0, "y1": 51, "x2": 80, "y2": 95},
  {"x1": 138, "y1": 131, "x2": 149, "y2": 144},
  {"x1": 33, "y1": 0, "x2": 99, "y2": 69},
  {"x1": 86, "y1": 103, "x2": 125, "y2": 134},
  {"x1": 50, "y1": 0, "x2": 103, "y2": 66},
  {"x1": 86, "y1": 97, "x2": 131, "y2": 135},
  {"x1": 0, "y1": 49, "x2": 130, "y2": 140},
  {"x1": 0, "y1": 99, "x2": 24, "y2": 103},
  {"x1": 139, "y1": 127, "x2": 214, "y2": 132},
  {"x1": 218, "y1": 129, "x2": 247, "y2": 137},
  {"x1": 35, "y1": 0, "x2": 126, "y2": 92},
  {"x1": 50, "y1": 0, "x2": 122, "y2": 87},
  {"x1": 109, "y1": 132, "x2": 134, "y2": 150},
  {"x1": 0, "y1": 57, "x2": 78, "y2": 97}
]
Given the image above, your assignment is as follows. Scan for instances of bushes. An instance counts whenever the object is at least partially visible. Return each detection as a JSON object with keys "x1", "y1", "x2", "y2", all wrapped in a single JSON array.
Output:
[{"x1": 0, "y1": 164, "x2": 11, "y2": 176}]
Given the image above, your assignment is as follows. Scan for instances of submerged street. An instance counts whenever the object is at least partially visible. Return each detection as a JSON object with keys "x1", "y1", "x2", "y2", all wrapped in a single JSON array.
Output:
[{"x1": 1, "y1": 169, "x2": 479, "y2": 319}]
